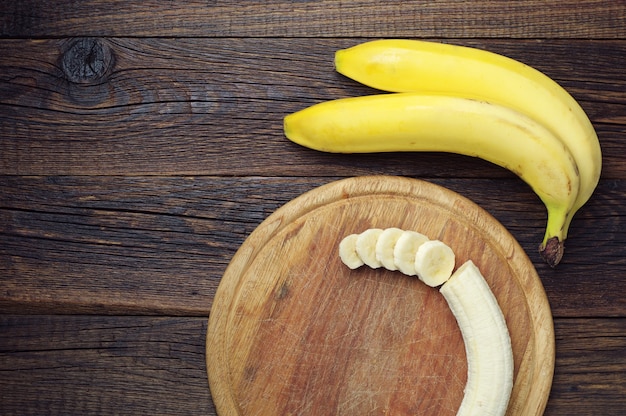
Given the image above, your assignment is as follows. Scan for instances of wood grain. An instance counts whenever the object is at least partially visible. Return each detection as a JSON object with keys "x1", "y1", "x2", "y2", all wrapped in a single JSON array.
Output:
[
  {"x1": 2, "y1": 317, "x2": 625, "y2": 414},
  {"x1": 2, "y1": 1, "x2": 625, "y2": 38},
  {"x1": 2, "y1": 0, "x2": 626, "y2": 414},
  {"x1": 546, "y1": 319, "x2": 626, "y2": 415},
  {"x1": 0, "y1": 315, "x2": 216, "y2": 415},
  {"x1": 2, "y1": 176, "x2": 626, "y2": 317},
  {"x1": 1, "y1": 38, "x2": 625, "y2": 177}
]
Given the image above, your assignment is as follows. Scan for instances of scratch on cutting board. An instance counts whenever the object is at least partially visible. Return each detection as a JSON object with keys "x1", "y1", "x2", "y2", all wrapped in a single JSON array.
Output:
[{"x1": 339, "y1": 386, "x2": 395, "y2": 415}]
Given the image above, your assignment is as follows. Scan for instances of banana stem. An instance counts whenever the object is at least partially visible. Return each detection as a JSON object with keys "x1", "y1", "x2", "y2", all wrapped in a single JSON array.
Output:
[
  {"x1": 539, "y1": 237, "x2": 564, "y2": 268},
  {"x1": 539, "y1": 205, "x2": 569, "y2": 267}
]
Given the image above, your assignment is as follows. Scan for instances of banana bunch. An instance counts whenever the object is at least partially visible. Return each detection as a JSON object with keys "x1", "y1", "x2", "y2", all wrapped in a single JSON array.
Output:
[
  {"x1": 339, "y1": 230, "x2": 514, "y2": 416},
  {"x1": 285, "y1": 39, "x2": 602, "y2": 266}
]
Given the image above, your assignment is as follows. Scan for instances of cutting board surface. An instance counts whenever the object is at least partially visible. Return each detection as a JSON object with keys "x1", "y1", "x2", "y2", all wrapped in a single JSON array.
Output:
[{"x1": 207, "y1": 176, "x2": 554, "y2": 416}]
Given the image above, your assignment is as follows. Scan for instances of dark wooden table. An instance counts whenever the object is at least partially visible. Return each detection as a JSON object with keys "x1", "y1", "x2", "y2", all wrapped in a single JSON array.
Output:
[{"x1": 1, "y1": 1, "x2": 625, "y2": 414}]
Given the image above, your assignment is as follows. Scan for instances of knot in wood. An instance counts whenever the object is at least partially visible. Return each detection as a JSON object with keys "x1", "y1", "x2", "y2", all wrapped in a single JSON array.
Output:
[{"x1": 61, "y1": 38, "x2": 113, "y2": 84}]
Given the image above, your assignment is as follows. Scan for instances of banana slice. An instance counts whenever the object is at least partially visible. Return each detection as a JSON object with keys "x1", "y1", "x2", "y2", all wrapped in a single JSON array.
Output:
[
  {"x1": 338, "y1": 234, "x2": 365, "y2": 269},
  {"x1": 355, "y1": 228, "x2": 384, "y2": 268},
  {"x1": 393, "y1": 230, "x2": 429, "y2": 276},
  {"x1": 414, "y1": 239, "x2": 456, "y2": 287},
  {"x1": 375, "y1": 228, "x2": 404, "y2": 271}
]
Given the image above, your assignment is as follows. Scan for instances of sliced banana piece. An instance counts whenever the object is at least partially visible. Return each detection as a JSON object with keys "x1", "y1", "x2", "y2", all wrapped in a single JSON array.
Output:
[
  {"x1": 375, "y1": 228, "x2": 404, "y2": 271},
  {"x1": 440, "y1": 260, "x2": 514, "y2": 416},
  {"x1": 355, "y1": 228, "x2": 384, "y2": 269},
  {"x1": 338, "y1": 233, "x2": 364, "y2": 269},
  {"x1": 414, "y1": 239, "x2": 456, "y2": 287},
  {"x1": 393, "y1": 230, "x2": 429, "y2": 276}
]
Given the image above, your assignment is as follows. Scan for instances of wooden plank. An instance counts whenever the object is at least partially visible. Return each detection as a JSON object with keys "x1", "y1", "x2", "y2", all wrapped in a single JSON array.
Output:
[
  {"x1": 1, "y1": 176, "x2": 625, "y2": 317},
  {"x1": 0, "y1": 315, "x2": 216, "y2": 415},
  {"x1": 0, "y1": 176, "x2": 322, "y2": 315},
  {"x1": 1, "y1": 38, "x2": 625, "y2": 177},
  {"x1": 1, "y1": 315, "x2": 625, "y2": 415},
  {"x1": 1, "y1": 1, "x2": 625, "y2": 38},
  {"x1": 546, "y1": 318, "x2": 626, "y2": 415}
]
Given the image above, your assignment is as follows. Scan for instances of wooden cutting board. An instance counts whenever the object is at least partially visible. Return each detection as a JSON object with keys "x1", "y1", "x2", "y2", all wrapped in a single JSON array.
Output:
[{"x1": 206, "y1": 176, "x2": 554, "y2": 416}]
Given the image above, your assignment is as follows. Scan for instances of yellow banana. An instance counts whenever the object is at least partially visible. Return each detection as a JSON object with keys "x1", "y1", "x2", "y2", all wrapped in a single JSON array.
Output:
[
  {"x1": 335, "y1": 39, "x2": 602, "y2": 264},
  {"x1": 285, "y1": 93, "x2": 580, "y2": 266}
]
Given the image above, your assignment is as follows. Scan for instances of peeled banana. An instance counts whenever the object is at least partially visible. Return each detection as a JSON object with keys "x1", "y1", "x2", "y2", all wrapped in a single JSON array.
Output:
[
  {"x1": 333, "y1": 39, "x2": 602, "y2": 265},
  {"x1": 440, "y1": 260, "x2": 514, "y2": 416},
  {"x1": 339, "y1": 230, "x2": 514, "y2": 415},
  {"x1": 286, "y1": 93, "x2": 581, "y2": 266}
]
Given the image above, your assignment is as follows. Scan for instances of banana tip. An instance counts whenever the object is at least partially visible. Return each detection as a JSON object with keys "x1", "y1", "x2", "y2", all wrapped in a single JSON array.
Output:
[
  {"x1": 283, "y1": 114, "x2": 324, "y2": 152},
  {"x1": 334, "y1": 49, "x2": 345, "y2": 63},
  {"x1": 539, "y1": 237, "x2": 564, "y2": 267}
]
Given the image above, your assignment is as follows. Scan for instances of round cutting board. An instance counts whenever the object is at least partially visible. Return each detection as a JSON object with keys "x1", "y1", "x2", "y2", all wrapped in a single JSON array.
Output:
[{"x1": 207, "y1": 176, "x2": 554, "y2": 416}]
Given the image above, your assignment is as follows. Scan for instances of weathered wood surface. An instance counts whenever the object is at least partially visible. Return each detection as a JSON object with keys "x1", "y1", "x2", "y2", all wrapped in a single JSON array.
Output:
[
  {"x1": 1, "y1": 38, "x2": 626, "y2": 176},
  {"x1": 3, "y1": 1, "x2": 626, "y2": 38},
  {"x1": 1, "y1": 316, "x2": 625, "y2": 415},
  {"x1": 2, "y1": 1, "x2": 626, "y2": 415},
  {"x1": 2, "y1": 176, "x2": 626, "y2": 317}
]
